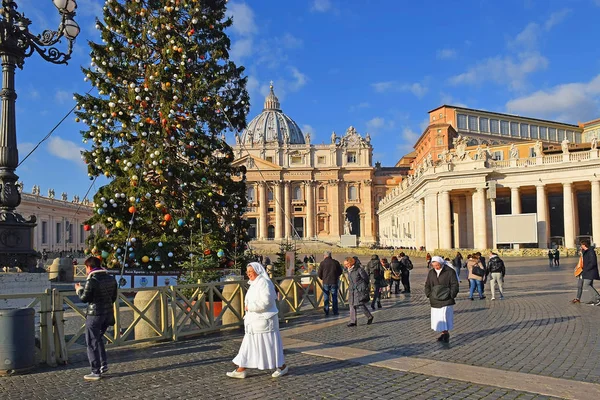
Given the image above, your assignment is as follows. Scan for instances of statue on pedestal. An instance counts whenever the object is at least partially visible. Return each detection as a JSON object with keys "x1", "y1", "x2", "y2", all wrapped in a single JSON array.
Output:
[
  {"x1": 591, "y1": 136, "x2": 598, "y2": 150},
  {"x1": 343, "y1": 218, "x2": 352, "y2": 235},
  {"x1": 509, "y1": 144, "x2": 519, "y2": 159},
  {"x1": 561, "y1": 138, "x2": 570, "y2": 154}
]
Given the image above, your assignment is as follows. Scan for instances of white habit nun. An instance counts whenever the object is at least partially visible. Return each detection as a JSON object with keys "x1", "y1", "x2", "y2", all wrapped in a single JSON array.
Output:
[
  {"x1": 227, "y1": 262, "x2": 288, "y2": 378},
  {"x1": 424, "y1": 256, "x2": 459, "y2": 343}
]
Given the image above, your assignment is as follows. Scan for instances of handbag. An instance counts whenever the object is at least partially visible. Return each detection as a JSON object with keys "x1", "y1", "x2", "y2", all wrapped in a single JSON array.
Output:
[
  {"x1": 472, "y1": 264, "x2": 485, "y2": 277},
  {"x1": 383, "y1": 269, "x2": 392, "y2": 280},
  {"x1": 574, "y1": 256, "x2": 583, "y2": 277}
]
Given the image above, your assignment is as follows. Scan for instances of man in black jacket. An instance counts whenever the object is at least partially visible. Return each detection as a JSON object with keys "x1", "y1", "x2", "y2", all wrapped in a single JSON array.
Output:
[
  {"x1": 487, "y1": 252, "x2": 506, "y2": 300},
  {"x1": 75, "y1": 257, "x2": 118, "y2": 381},
  {"x1": 318, "y1": 251, "x2": 343, "y2": 316},
  {"x1": 580, "y1": 240, "x2": 600, "y2": 305}
]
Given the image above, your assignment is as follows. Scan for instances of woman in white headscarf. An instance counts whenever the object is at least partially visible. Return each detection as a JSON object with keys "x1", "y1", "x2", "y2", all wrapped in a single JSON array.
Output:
[
  {"x1": 424, "y1": 256, "x2": 459, "y2": 343},
  {"x1": 227, "y1": 262, "x2": 288, "y2": 379}
]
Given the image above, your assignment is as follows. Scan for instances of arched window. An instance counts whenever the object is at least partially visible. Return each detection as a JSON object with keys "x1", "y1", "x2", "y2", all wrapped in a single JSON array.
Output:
[
  {"x1": 348, "y1": 186, "x2": 358, "y2": 201},
  {"x1": 247, "y1": 186, "x2": 255, "y2": 201},
  {"x1": 293, "y1": 185, "x2": 302, "y2": 200},
  {"x1": 318, "y1": 186, "x2": 326, "y2": 201}
]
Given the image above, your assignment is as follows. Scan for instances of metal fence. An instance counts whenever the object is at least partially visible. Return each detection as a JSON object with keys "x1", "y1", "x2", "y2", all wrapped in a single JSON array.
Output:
[{"x1": 8, "y1": 274, "x2": 349, "y2": 367}]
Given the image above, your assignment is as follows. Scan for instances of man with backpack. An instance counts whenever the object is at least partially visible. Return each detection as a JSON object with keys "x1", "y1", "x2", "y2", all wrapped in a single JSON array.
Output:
[
  {"x1": 487, "y1": 252, "x2": 506, "y2": 300},
  {"x1": 399, "y1": 252, "x2": 413, "y2": 293}
]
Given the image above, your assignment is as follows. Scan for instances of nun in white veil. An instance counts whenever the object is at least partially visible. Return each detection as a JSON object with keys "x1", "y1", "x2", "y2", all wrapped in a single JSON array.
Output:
[{"x1": 227, "y1": 262, "x2": 288, "y2": 379}]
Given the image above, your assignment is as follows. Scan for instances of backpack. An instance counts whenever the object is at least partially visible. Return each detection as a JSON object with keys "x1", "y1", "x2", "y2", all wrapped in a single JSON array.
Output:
[
  {"x1": 404, "y1": 258, "x2": 413, "y2": 270},
  {"x1": 373, "y1": 262, "x2": 383, "y2": 278}
]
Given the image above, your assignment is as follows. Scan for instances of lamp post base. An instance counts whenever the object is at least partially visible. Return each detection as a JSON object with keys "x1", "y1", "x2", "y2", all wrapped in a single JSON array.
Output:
[{"x1": 0, "y1": 213, "x2": 38, "y2": 272}]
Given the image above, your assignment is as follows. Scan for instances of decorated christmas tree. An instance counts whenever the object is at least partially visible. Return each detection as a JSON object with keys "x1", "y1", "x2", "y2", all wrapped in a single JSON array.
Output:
[{"x1": 74, "y1": 0, "x2": 250, "y2": 276}]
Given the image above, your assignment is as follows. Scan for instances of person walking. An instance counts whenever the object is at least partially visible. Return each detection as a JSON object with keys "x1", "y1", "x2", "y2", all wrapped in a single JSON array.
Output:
[
  {"x1": 452, "y1": 252, "x2": 463, "y2": 282},
  {"x1": 368, "y1": 255, "x2": 386, "y2": 309},
  {"x1": 228, "y1": 262, "x2": 288, "y2": 379},
  {"x1": 344, "y1": 257, "x2": 373, "y2": 326},
  {"x1": 389, "y1": 256, "x2": 402, "y2": 294},
  {"x1": 424, "y1": 256, "x2": 459, "y2": 343},
  {"x1": 317, "y1": 251, "x2": 343, "y2": 316},
  {"x1": 426, "y1": 253, "x2": 432, "y2": 269},
  {"x1": 466, "y1": 254, "x2": 486, "y2": 300},
  {"x1": 553, "y1": 248, "x2": 560, "y2": 267},
  {"x1": 548, "y1": 249, "x2": 554, "y2": 268},
  {"x1": 572, "y1": 254, "x2": 584, "y2": 304},
  {"x1": 487, "y1": 252, "x2": 506, "y2": 300},
  {"x1": 580, "y1": 240, "x2": 600, "y2": 305},
  {"x1": 381, "y1": 258, "x2": 392, "y2": 299},
  {"x1": 75, "y1": 257, "x2": 117, "y2": 381},
  {"x1": 399, "y1": 252, "x2": 413, "y2": 293}
]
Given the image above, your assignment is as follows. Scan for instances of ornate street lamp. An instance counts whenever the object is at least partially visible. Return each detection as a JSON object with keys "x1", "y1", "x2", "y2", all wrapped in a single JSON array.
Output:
[{"x1": 0, "y1": 1, "x2": 79, "y2": 271}]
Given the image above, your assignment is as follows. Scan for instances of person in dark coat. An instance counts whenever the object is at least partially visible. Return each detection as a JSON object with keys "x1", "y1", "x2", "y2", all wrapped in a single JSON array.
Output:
[
  {"x1": 424, "y1": 256, "x2": 459, "y2": 343},
  {"x1": 75, "y1": 257, "x2": 117, "y2": 381},
  {"x1": 399, "y1": 252, "x2": 412, "y2": 293},
  {"x1": 366, "y1": 255, "x2": 385, "y2": 309},
  {"x1": 580, "y1": 240, "x2": 600, "y2": 305},
  {"x1": 344, "y1": 257, "x2": 373, "y2": 326},
  {"x1": 317, "y1": 251, "x2": 343, "y2": 316},
  {"x1": 389, "y1": 256, "x2": 402, "y2": 294},
  {"x1": 553, "y1": 249, "x2": 560, "y2": 267}
]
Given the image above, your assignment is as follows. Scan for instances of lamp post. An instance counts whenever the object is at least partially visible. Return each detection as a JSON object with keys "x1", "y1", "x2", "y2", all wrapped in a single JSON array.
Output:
[{"x1": 0, "y1": 0, "x2": 79, "y2": 271}]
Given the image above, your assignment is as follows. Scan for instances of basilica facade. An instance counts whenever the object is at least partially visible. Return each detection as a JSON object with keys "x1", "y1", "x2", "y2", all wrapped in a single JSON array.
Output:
[{"x1": 232, "y1": 84, "x2": 404, "y2": 245}]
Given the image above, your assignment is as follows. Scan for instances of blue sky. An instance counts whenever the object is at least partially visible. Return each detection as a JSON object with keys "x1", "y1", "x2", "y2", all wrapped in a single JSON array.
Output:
[{"x1": 12, "y1": 0, "x2": 600, "y2": 199}]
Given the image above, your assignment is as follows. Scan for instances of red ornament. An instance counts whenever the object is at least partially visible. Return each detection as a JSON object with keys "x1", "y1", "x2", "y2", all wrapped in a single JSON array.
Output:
[
  {"x1": 164, "y1": 214, "x2": 172, "y2": 222},
  {"x1": 203, "y1": 249, "x2": 211, "y2": 255},
  {"x1": 83, "y1": 224, "x2": 91, "y2": 231},
  {"x1": 128, "y1": 206, "x2": 136, "y2": 214}
]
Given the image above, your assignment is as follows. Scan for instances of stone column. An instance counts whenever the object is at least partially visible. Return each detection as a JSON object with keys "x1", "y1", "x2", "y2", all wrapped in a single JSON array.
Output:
[
  {"x1": 563, "y1": 182, "x2": 575, "y2": 248},
  {"x1": 473, "y1": 188, "x2": 488, "y2": 249},
  {"x1": 592, "y1": 180, "x2": 600, "y2": 246},
  {"x1": 274, "y1": 182, "x2": 283, "y2": 240},
  {"x1": 416, "y1": 198, "x2": 425, "y2": 248},
  {"x1": 490, "y1": 199, "x2": 497, "y2": 249},
  {"x1": 452, "y1": 198, "x2": 461, "y2": 248},
  {"x1": 438, "y1": 191, "x2": 452, "y2": 249},
  {"x1": 536, "y1": 184, "x2": 548, "y2": 248},
  {"x1": 284, "y1": 181, "x2": 292, "y2": 239},
  {"x1": 424, "y1": 194, "x2": 439, "y2": 250},
  {"x1": 510, "y1": 187, "x2": 521, "y2": 248},
  {"x1": 258, "y1": 182, "x2": 268, "y2": 240},
  {"x1": 465, "y1": 193, "x2": 474, "y2": 248},
  {"x1": 363, "y1": 180, "x2": 374, "y2": 242},
  {"x1": 305, "y1": 181, "x2": 315, "y2": 239},
  {"x1": 329, "y1": 181, "x2": 341, "y2": 238}
]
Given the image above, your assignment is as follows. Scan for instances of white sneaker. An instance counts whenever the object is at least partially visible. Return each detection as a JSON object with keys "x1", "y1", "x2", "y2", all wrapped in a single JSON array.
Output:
[
  {"x1": 491, "y1": 297, "x2": 496, "y2": 300},
  {"x1": 272, "y1": 365, "x2": 289, "y2": 378},
  {"x1": 226, "y1": 369, "x2": 247, "y2": 379},
  {"x1": 84, "y1": 372, "x2": 102, "y2": 381}
]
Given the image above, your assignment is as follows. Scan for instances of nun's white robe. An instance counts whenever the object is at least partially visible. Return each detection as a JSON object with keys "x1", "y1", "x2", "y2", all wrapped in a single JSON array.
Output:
[{"x1": 232, "y1": 274, "x2": 284, "y2": 370}]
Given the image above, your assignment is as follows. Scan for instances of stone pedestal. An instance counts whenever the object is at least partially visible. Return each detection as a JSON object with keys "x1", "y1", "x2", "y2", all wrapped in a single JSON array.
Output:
[
  {"x1": 133, "y1": 290, "x2": 161, "y2": 340},
  {"x1": 221, "y1": 278, "x2": 243, "y2": 326},
  {"x1": 340, "y1": 234, "x2": 357, "y2": 247}
]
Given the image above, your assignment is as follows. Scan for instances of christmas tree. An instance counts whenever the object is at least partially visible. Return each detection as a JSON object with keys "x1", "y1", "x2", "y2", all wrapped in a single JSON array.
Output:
[{"x1": 74, "y1": 0, "x2": 250, "y2": 275}]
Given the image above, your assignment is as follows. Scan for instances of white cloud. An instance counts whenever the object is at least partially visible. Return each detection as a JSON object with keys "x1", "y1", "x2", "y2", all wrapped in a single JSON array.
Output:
[
  {"x1": 289, "y1": 67, "x2": 308, "y2": 90},
  {"x1": 371, "y1": 81, "x2": 428, "y2": 98},
  {"x1": 505, "y1": 74, "x2": 600, "y2": 122},
  {"x1": 18, "y1": 142, "x2": 35, "y2": 157},
  {"x1": 512, "y1": 22, "x2": 540, "y2": 49},
  {"x1": 301, "y1": 124, "x2": 315, "y2": 136},
  {"x1": 246, "y1": 76, "x2": 259, "y2": 93},
  {"x1": 55, "y1": 90, "x2": 72, "y2": 104},
  {"x1": 226, "y1": 2, "x2": 257, "y2": 36},
  {"x1": 257, "y1": 67, "x2": 308, "y2": 102},
  {"x1": 279, "y1": 33, "x2": 303, "y2": 49},
  {"x1": 311, "y1": 0, "x2": 332, "y2": 12},
  {"x1": 396, "y1": 128, "x2": 420, "y2": 156},
  {"x1": 448, "y1": 52, "x2": 548, "y2": 90},
  {"x1": 436, "y1": 48, "x2": 457, "y2": 60},
  {"x1": 544, "y1": 9, "x2": 571, "y2": 30},
  {"x1": 230, "y1": 37, "x2": 254, "y2": 61},
  {"x1": 47, "y1": 137, "x2": 85, "y2": 165},
  {"x1": 419, "y1": 118, "x2": 430, "y2": 132},
  {"x1": 366, "y1": 117, "x2": 394, "y2": 133}
]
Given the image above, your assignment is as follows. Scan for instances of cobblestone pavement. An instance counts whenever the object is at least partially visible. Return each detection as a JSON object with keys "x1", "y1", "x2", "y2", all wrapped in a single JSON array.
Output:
[{"x1": 1, "y1": 257, "x2": 596, "y2": 399}]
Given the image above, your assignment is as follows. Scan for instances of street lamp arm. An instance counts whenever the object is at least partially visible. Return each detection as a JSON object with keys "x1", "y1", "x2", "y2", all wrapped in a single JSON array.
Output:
[{"x1": 22, "y1": 28, "x2": 73, "y2": 64}]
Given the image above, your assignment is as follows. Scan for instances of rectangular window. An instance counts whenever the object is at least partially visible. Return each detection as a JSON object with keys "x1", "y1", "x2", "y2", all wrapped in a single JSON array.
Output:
[
  {"x1": 510, "y1": 122, "x2": 519, "y2": 137},
  {"x1": 294, "y1": 207, "x2": 303, "y2": 212},
  {"x1": 540, "y1": 126, "x2": 547, "y2": 140},
  {"x1": 348, "y1": 186, "x2": 358, "y2": 201},
  {"x1": 520, "y1": 123, "x2": 529, "y2": 138},
  {"x1": 500, "y1": 120, "x2": 510, "y2": 136},
  {"x1": 291, "y1": 155, "x2": 302, "y2": 164},
  {"x1": 268, "y1": 207, "x2": 274, "y2": 212},
  {"x1": 436, "y1": 137, "x2": 443, "y2": 146},
  {"x1": 530, "y1": 125, "x2": 538, "y2": 139},
  {"x1": 42, "y1": 221, "x2": 48, "y2": 244},
  {"x1": 493, "y1": 151, "x2": 503, "y2": 161},
  {"x1": 549, "y1": 128, "x2": 557, "y2": 141},
  {"x1": 468, "y1": 116, "x2": 478, "y2": 131},
  {"x1": 66, "y1": 222, "x2": 72, "y2": 244},
  {"x1": 56, "y1": 222, "x2": 62, "y2": 244},
  {"x1": 490, "y1": 119, "x2": 500, "y2": 134},
  {"x1": 567, "y1": 131, "x2": 575, "y2": 143},
  {"x1": 573, "y1": 132, "x2": 581, "y2": 144},
  {"x1": 267, "y1": 189, "x2": 273, "y2": 201},
  {"x1": 317, "y1": 156, "x2": 326, "y2": 164},
  {"x1": 265, "y1": 156, "x2": 273, "y2": 163},
  {"x1": 558, "y1": 129, "x2": 565, "y2": 141},
  {"x1": 79, "y1": 224, "x2": 84, "y2": 244},
  {"x1": 529, "y1": 147, "x2": 536, "y2": 157},
  {"x1": 479, "y1": 118, "x2": 489, "y2": 133},
  {"x1": 457, "y1": 114, "x2": 467, "y2": 130},
  {"x1": 347, "y1": 151, "x2": 357, "y2": 163}
]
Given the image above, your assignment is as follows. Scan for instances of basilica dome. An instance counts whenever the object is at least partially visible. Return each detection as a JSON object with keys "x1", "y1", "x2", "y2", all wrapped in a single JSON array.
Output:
[{"x1": 240, "y1": 83, "x2": 305, "y2": 145}]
